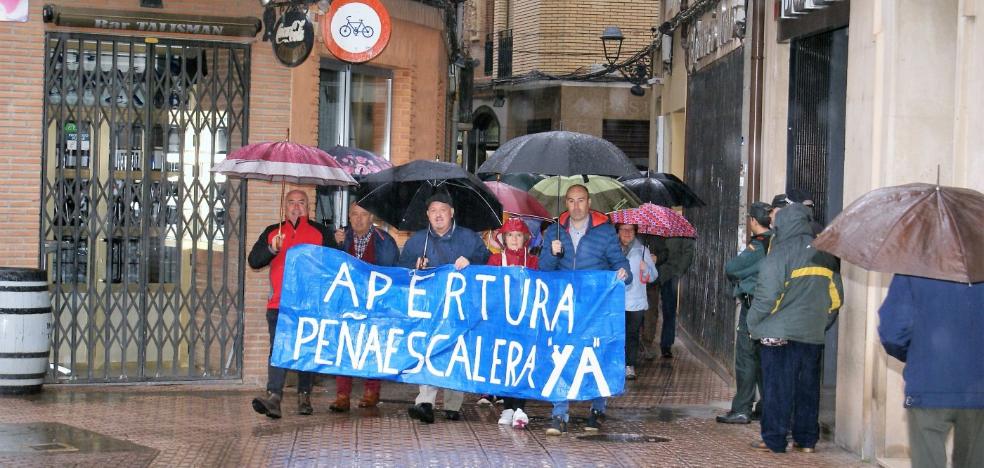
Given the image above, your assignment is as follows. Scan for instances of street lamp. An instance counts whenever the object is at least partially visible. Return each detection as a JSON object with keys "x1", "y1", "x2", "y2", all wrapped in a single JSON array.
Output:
[
  {"x1": 599, "y1": 26, "x2": 659, "y2": 97},
  {"x1": 600, "y1": 26, "x2": 625, "y2": 67}
]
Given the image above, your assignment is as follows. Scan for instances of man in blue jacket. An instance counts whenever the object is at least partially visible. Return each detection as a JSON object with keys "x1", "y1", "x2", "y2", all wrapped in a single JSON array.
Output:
[
  {"x1": 540, "y1": 184, "x2": 630, "y2": 436},
  {"x1": 878, "y1": 275, "x2": 984, "y2": 468},
  {"x1": 399, "y1": 191, "x2": 490, "y2": 424}
]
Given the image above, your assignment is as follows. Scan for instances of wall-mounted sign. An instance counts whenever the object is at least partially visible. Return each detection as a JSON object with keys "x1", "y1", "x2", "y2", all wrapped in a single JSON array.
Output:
[
  {"x1": 1, "y1": 0, "x2": 29, "y2": 22},
  {"x1": 321, "y1": 0, "x2": 391, "y2": 64},
  {"x1": 42, "y1": 5, "x2": 261, "y2": 37},
  {"x1": 272, "y1": 7, "x2": 314, "y2": 67},
  {"x1": 685, "y1": 0, "x2": 745, "y2": 73}
]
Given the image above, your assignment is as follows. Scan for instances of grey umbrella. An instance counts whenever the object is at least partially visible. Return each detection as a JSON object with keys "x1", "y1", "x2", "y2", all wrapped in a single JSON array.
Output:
[{"x1": 477, "y1": 131, "x2": 638, "y2": 179}]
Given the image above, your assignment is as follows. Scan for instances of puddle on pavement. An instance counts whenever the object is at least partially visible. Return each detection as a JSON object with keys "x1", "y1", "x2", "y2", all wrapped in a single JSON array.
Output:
[
  {"x1": 577, "y1": 433, "x2": 671, "y2": 443},
  {"x1": 0, "y1": 422, "x2": 154, "y2": 454}
]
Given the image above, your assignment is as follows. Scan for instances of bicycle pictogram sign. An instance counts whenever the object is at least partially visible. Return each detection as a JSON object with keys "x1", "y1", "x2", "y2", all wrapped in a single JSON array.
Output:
[{"x1": 338, "y1": 16, "x2": 375, "y2": 38}]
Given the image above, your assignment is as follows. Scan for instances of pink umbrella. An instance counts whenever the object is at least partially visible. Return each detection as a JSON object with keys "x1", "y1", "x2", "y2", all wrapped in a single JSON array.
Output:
[
  {"x1": 212, "y1": 140, "x2": 357, "y2": 186},
  {"x1": 609, "y1": 203, "x2": 697, "y2": 238},
  {"x1": 211, "y1": 133, "x2": 357, "y2": 230},
  {"x1": 484, "y1": 181, "x2": 552, "y2": 219}
]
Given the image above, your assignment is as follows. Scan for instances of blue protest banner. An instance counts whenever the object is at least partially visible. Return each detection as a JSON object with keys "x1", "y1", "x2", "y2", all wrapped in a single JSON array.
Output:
[{"x1": 272, "y1": 245, "x2": 626, "y2": 402}]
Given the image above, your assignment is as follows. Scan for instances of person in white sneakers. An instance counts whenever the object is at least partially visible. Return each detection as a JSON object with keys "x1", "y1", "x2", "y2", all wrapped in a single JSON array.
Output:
[
  {"x1": 616, "y1": 223, "x2": 658, "y2": 381},
  {"x1": 486, "y1": 219, "x2": 539, "y2": 429}
]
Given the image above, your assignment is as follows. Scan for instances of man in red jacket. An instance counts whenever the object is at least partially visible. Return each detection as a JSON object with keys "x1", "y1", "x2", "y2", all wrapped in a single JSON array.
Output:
[{"x1": 248, "y1": 189, "x2": 337, "y2": 419}]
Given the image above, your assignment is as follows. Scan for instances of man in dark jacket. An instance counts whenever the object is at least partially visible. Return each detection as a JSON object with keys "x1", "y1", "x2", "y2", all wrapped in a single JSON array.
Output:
[
  {"x1": 655, "y1": 235, "x2": 696, "y2": 358},
  {"x1": 540, "y1": 184, "x2": 630, "y2": 435},
  {"x1": 878, "y1": 275, "x2": 984, "y2": 468},
  {"x1": 328, "y1": 202, "x2": 399, "y2": 412},
  {"x1": 400, "y1": 191, "x2": 490, "y2": 424},
  {"x1": 248, "y1": 189, "x2": 337, "y2": 419},
  {"x1": 717, "y1": 201, "x2": 773, "y2": 424},
  {"x1": 747, "y1": 203, "x2": 843, "y2": 453}
]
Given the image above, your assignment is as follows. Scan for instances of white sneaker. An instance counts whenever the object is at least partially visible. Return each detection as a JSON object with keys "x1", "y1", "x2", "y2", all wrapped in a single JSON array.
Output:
[
  {"x1": 626, "y1": 366, "x2": 637, "y2": 380},
  {"x1": 498, "y1": 409, "x2": 514, "y2": 425},
  {"x1": 511, "y1": 408, "x2": 529, "y2": 429}
]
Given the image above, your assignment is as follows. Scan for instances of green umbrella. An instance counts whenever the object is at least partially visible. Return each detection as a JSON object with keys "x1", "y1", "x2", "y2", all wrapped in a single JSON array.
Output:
[{"x1": 529, "y1": 175, "x2": 642, "y2": 218}]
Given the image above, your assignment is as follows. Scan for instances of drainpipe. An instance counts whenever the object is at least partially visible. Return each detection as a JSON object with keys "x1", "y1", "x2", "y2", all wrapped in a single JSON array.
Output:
[{"x1": 747, "y1": 0, "x2": 766, "y2": 202}]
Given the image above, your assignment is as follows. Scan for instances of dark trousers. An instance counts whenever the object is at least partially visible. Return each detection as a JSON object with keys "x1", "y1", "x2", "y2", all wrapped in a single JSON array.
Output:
[
  {"x1": 266, "y1": 308, "x2": 314, "y2": 395},
  {"x1": 503, "y1": 397, "x2": 526, "y2": 411},
  {"x1": 659, "y1": 278, "x2": 678, "y2": 351},
  {"x1": 625, "y1": 309, "x2": 645, "y2": 366},
  {"x1": 759, "y1": 340, "x2": 823, "y2": 452},
  {"x1": 730, "y1": 304, "x2": 762, "y2": 415}
]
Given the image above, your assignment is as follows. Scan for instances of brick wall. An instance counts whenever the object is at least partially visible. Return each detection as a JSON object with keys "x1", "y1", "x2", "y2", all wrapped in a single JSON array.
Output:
[
  {"x1": 0, "y1": 0, "x2": 448, "y2": 386},
  {"x1": 468, "y1": 0, "x2": 660, "y2": 78}
]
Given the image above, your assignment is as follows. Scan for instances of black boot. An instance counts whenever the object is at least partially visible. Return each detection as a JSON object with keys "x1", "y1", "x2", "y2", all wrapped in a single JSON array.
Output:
[
  {"x1": 251, "y1": 391, "x2": 283, "y2": 419},
  {"x1": 298, "y1": 392, "x2": 313, "y2": 416},
  {"x1": 408, "y1": 403, "x2": 435, "y2": 423}
]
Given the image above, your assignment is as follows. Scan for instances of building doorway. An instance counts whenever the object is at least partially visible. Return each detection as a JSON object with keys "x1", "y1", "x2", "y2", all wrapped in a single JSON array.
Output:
[
  {"x1": 786, "y1": 27, "x2": 849, "y2": 433},
  {"x1": 41, "y1": 33, "x2": 250, "y2": 383}
]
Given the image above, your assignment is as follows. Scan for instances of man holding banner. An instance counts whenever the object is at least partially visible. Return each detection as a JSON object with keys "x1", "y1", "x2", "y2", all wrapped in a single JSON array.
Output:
[
  {"x1": 398, "y1": 191, "x2": 490, "y2": 423},
  {"x1": 540, "y1": 184, "x2": 631, "y2": 435},
  {"x1": 329, "y1": 202, "x2": 400, "y2": 412},
  {"x1": 249, "y1": 190, "x2": 337, "y2": 419}
]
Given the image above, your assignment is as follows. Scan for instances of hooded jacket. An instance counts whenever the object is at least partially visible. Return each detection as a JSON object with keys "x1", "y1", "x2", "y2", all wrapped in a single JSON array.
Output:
[
  {"x1": 878, "y1": 275, "x2": 984, "y2": 409},
  {"x1": 487, "y1": 219, "x2": 539, "y2": 269},
  {"x1": 746, "y1": 204, "x2": 843, "y2": 344},
  {"x1": 539, "y1": 210, "x2": 631, "y2": 284}
]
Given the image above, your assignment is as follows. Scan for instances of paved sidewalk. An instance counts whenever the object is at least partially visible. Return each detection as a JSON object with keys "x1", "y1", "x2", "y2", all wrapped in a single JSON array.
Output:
[{"x1": 0, "y1": 342, "x2": 871, "y2": 467}]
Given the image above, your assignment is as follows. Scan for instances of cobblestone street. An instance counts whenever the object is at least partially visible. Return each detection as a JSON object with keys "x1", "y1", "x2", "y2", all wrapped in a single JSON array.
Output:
[{"x1": 0, "y1": 340, "x2": 871, "y2": 467}]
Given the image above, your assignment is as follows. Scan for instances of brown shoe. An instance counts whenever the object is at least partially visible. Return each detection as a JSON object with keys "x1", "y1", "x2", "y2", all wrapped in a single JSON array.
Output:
[
  {"x1": 358, "y1": 391, "x2": 380, "y2": 408},
  {"x1": 792, "y1": 443, "x2": 815, "y2": 453},
  {"x1": 298, "y1": 392, "x2": 313, "y2": 416},
  {"x1": 749, "y1": 441, "x2": 774, "y2": 452},
  {"x1": 329, "y1": 393, "x2": 350, "y2": 413},
  {"x1": 251, "y1": 391, "x2": 282, "y2": 419}
]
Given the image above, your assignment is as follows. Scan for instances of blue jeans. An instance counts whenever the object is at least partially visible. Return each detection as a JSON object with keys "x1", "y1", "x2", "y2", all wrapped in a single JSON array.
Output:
[
  {"x1": 659, "y1": 278, "x2": 678, "y2": 350},
  {"x1": 552, "y1": 398, "x2": 606, "y2": 421},
  {"x1": 759, "y1": 340, "x2": 823, "y2": 452}
]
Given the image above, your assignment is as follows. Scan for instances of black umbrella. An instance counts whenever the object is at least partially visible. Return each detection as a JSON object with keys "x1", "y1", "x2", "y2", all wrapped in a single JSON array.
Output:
[
  {"x1": 355, "y1": 160, "x2": 503, "y2": 232},
  {"x1": 477, "y1": 131, "x2": 638, "y2": 178},
  {"x1": 620, "y1": 170, "x2": 705, "y2": 208}
]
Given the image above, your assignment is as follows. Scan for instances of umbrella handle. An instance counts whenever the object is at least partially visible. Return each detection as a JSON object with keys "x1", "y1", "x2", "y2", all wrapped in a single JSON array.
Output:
[{"x1": 554, "y1": 177, "x2": 565, "y2": 258}]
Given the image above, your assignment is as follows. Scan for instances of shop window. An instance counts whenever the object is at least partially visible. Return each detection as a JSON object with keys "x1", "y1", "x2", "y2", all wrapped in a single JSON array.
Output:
[{"x1": 316, "y1": 60, "x2": 393, "y2": 227}]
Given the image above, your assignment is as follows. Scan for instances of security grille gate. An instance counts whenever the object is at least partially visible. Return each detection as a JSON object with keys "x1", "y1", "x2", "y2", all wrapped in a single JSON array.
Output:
[
  {"x1": 680, "y1": 48, "x2": 744, "y2": 370},
  {"x1": 40, "y1": 33, "x2": 249, "y2": 383}
]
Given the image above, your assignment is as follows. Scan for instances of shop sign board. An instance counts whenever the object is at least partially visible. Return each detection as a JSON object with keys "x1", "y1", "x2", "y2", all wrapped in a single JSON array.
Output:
[
  {"x1": 322, "y1": 0, "x2": 392, "y2": 64},
  {"x1": 685, "y1": 0, "x2": 745, "y2": 72},
  {"x1": 272, "y1": 7, "x2": 314, "y2": 67}
]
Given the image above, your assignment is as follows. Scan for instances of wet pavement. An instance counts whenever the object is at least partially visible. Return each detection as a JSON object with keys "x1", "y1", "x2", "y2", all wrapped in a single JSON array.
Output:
[{"x1": 0, "y1": 342, "x2": 871, "y2": 467}]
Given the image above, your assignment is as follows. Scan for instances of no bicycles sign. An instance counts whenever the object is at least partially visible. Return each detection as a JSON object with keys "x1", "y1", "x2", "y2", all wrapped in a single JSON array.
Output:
[{"x1": 322, "y1": 0, "x2": 392, "y2": 63}]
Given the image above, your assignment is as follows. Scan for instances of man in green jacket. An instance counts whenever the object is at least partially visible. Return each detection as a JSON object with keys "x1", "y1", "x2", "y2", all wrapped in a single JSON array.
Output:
[
  {"x1": 747, "y1": 203, "x2": 843, "y2": 453},
  {"x1": 717, "y1": 202, "x2": 773, "y2": 425}
]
